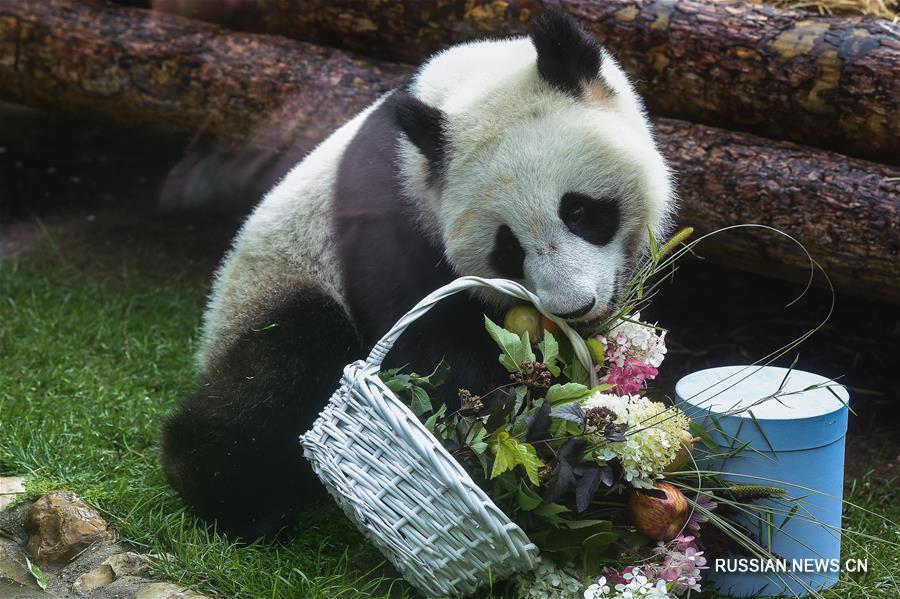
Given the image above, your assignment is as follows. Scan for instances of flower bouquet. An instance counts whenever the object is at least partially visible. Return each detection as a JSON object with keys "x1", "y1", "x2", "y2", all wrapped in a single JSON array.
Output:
[
  {"x1": 376, "y1": 228, "x2": 844, "y2": 598},
  {"x1": 304, "y1": 225, "x2": 863, "y2": 598}
]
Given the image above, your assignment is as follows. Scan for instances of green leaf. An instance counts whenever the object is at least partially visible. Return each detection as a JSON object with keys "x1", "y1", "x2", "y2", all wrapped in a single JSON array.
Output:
[
  {"x1": 556, "y1": 518, "x2": 615, "y2": 530},
  {"x1": 586, "y1": 337, "x2": 605, "y2": 366},
  {"x1": 24, "y1": 556, "x2": 47, "y2": 591},
  {"x1": 583, "y1": 529, "x2": 620, "y2": 574},
  {"x1": 583, "y1": 531, "x2": 618, "y2": 548},
  {"x1": 546, "y1": 382, "x2": 591, "y2": 405},
  {"x1": 538, "y1": 331, "x2": 560, "y2": 376},
  {"x1": 622, "y1": 530, "x2": 652, "y2": 549},
  {"x1": 488, "y1": 430, "x2": 544, "y2": 485},
  {"x1": 490, "y1": 432, "x2": 519, "y2": 479},
  {"x1": 383, "y1": 374, "x2": 411, "y2": 393},
  {"x1": 747, "y1": 409, "x2": 776, "y2": 455},
  {"x1": 648, "y1": 226, "x2": 660, "y2": 262},
  {"x1": 424, "y1": 404, "x2": 447, "y2": 432},
  {"x1": 411, "y1": 359, "x2": 451, "y2": 388},
  {"x1": 471, "y1": 441, "x2": 488, "y2": 455},
  {"x1": 484, "y1": 316, "x2": 534, "y2": 372},
  {"x1": 465, "y1": 420, "x2": 486, "y2": 446},
  {"x1": 564, "y1": 354, "x2": 592, "y2": 386},
  {"x1": 516, "y1": 482, "x2": 543, "y2": 511},
  {"x1": 408, "y1": 386, "x2": 432, "y2": 417},
  {"x1": 690, "y1": 420, "x2": 719, "y2": 451},
  {"x1": 779, "y1": 504, "x2": 800, "y2": 530},
  {"x1": 535, "y1": 501, "x2": 570, "y2": 519},
  {"x1": 379, "y1": 367, "x2": 403, "y2": 379},
  {"x1": 516, "y1": 442, "x2": 543, "y2": 486}
]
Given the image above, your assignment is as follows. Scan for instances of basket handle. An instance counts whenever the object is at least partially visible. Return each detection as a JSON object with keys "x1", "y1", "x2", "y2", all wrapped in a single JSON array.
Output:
[{"x1": 365, "y1": 276, "x2": 598, "y2": 386}]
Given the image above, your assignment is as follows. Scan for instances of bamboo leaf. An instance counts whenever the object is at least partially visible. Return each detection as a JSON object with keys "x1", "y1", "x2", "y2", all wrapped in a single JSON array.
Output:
[{"x1": 747, "y1": 409, "x2": 776, "y2": 455}]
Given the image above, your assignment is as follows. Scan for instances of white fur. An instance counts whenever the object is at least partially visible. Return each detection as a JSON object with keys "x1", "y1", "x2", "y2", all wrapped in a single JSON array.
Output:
[
  {"x1": 198, "y1": 35, "x2": 674, "y2": 373},
  {"x1": 403, "y1": 38, "x2": 673, "y2": 318}
]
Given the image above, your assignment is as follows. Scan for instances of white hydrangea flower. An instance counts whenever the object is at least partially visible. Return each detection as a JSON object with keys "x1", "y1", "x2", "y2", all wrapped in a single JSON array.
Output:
[
  {"x1": 646, "y1": 579, "x2": 672, "y2": 598},
  {"x1": 584, "y1": 576, "x2": 611, "y2": 598},
  {"x1": 581, "y1": 393, "x2": 690, "y2": 486},
  {"x1": 520, "y1": 559, "x2": 584, "y2": 599},
  {"x1": 604, "y1": 569, "x2": 674, "y2": 599},
  {"x1": 586, "y1": 568, "x2": 681, "y2": 599}
]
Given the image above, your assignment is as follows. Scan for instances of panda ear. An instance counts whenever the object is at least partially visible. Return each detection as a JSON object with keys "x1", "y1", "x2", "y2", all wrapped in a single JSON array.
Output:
[
  {"x1": 530, "y1": 8, "x2": 605, "y2": 96},
  {"x1": 392, "y1": 90, "x2": 447, "y2": 178}
]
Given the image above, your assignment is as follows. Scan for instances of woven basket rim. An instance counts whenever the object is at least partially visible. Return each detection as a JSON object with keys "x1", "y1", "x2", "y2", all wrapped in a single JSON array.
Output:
[{"x1": 301, "y1": 277, "x2": 596, "y2": 596}]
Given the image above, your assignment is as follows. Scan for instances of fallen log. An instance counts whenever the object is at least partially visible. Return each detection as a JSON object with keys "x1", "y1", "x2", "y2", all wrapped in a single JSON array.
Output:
[
  {"x1": 657, "y1": 119, "x2": 900, "y2": 300},
  {"x1": 1, "y1": 0, "x2": 897, "y2": 300},
  {"x1": 142, "y1": 0, "x2": 900, "y2": 165},
  {"x1": 0, "y1": 0, "x2": 410, "y2": 150}
]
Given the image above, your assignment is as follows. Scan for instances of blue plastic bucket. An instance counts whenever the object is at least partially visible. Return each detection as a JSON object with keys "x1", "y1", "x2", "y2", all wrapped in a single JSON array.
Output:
[{"x1": 675, "y1": 366, "x2": 850, "y2": 597}]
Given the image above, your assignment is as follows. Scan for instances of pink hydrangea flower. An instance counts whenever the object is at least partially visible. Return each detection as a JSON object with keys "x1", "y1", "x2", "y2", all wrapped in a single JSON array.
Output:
[
  {"x1": 600, "y1": 357, "x2": 659, "y2": 396},
  {"x1": 595, "y1": 313, "x2": 667, "y2": 396}
]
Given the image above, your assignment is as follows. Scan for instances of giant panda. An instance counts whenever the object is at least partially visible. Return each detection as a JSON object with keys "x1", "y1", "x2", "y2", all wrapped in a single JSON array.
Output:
[{"x1": 161, "y1": 9, "x2": 675, "y2": 542}]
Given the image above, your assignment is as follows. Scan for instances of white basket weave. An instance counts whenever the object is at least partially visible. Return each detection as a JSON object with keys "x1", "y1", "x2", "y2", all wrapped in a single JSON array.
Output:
[{"x1": 300, "y1": 277, "x2": 597, "y2": 597}]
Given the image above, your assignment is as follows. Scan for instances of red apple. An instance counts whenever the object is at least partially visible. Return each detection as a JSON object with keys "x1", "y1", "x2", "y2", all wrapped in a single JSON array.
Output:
[
  {"x1": 540, "y1": 314, "x2": 560, "y2": 336},
  {"x1": 628, "y1": 481, "x2": 689, "y2": 541}
]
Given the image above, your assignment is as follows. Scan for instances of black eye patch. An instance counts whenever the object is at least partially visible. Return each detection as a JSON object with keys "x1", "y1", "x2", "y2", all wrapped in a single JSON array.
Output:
[
  {"x1": 559, "y1": 192, "x2": 620, "y2": 246},
  {"x1": 489, "y1": 225, "x2": 525, "y2": 279}
]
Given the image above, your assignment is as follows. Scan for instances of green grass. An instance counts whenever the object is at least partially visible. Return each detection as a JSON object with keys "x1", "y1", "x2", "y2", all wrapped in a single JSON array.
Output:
[
  {"x1": 0, "y1": 230, "x2": 897, "y2": 599},
  {"x1": 0, "y1": 244, "x2": 412, "y2": 598}
]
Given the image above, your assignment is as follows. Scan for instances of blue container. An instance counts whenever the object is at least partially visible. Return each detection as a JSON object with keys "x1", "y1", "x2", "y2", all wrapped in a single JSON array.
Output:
[{"x1": 675, "y1": 366, "x2": 850, "y2": 597}]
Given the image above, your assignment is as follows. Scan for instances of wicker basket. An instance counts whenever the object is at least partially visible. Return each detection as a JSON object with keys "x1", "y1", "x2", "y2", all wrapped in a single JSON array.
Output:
[{"x1": 300, "y1": 277, "x2": 596, "y2": 597}]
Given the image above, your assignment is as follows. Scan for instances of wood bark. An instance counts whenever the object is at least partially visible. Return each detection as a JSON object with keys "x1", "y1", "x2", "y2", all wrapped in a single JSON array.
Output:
[
  {"x1": 656, "y1": 118, "x2": 900, "y2": 300},
  {"x1": 145, "y1": 0, "x2": 900, "y2": 164},
  {"x1": 0, "y1": 0, "x2": 410, "y2": 152},
  {"x1": 1, "y1": 0, "x2": 898, "y2": 300}
]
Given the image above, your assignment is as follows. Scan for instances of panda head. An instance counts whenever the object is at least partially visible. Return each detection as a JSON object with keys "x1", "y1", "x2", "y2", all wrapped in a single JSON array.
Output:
[{"x1": 394, "y1": 9, "x2": 674, "y2": 324}]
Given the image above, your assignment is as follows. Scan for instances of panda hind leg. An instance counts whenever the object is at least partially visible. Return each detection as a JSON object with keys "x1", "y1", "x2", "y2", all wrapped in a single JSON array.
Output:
[{"x1": 160, "y1": 288, "x2": 361, "y2": 542}]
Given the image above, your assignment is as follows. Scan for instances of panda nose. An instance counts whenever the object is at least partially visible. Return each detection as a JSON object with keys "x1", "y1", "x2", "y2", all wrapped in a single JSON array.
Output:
[{"x1": 554, "y1": 298, "x2": 596, "y2": 320}]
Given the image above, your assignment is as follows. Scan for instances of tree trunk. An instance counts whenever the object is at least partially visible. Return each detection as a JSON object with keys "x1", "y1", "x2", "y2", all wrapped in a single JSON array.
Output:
[
  {"x1": 143, "y1": 0, "x2": 900, "y2": 165},
  {"x1": 0, "y1": 0, "x2": 410, "y2": 152},
  {"x1": 1, "y1": 0, "x2": 898, "y2": 300},
  {"x1": 657, "y1": 118, "x2": 900, "y2": 300}
]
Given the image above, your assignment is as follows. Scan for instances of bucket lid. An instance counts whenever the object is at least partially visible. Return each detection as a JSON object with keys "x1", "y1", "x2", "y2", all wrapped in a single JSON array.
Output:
[{"x1": 675, "y1": 366, "x2": 850, "y2": 451}]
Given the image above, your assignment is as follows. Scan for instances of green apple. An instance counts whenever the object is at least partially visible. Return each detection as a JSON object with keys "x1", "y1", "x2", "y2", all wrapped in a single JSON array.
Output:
[{"x1": 504, "y1": 305, "x2": 543, "y2": 342}]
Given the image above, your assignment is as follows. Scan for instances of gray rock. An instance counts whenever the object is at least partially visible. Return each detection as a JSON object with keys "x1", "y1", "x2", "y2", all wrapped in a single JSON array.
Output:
[
  {"x1": 0, "y1": 579, "x2": 47, "y2": 598},
  {"x1": 132, "y1": 581, "x2": 209, "y2": 599},
  {"x1": 105, "y1": 552, "x2": 151, "y2": 578},
  {"x1": 72, "y1": 551, "x2": 152, "y2": 593},
  {"x1": 73, "y1": 563, "x2": 115, "y2": 593},
  {"x1": 0, "y1": 539, "x2": 41, "y2": 589},
  {"x1": 0, "y1": 477, "x2": 26, "y2": 512},
  {"x1": 0, "y1": 502, "x2": 31, "y2": 542}
]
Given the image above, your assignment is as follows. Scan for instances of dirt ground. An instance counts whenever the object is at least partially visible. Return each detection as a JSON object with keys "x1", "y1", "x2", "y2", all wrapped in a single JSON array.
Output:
[{"x1": 2, "y1": 102, "x2": 898, "y2": 482}]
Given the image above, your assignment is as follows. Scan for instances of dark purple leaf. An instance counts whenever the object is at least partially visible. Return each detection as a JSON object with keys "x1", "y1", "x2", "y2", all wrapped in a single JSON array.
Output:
[
  {"x1": 575, "y1": 465, "x2": 602, "y2": 513},
  {"x1": 551, "y1": 403, "x2": 585, "y2": 425},
  {"x1": 599, "y1": 465, "x2": 614, "y2": 487},
  {"x1": 485, "y1": 389, "x2": 515, "y2": 433},
  {"x1": 526, "y1": 402, "x2": 552, "y2": 443},
  {"x1": 543, "y1": 438, "x2": 584, "y2": 502}
]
